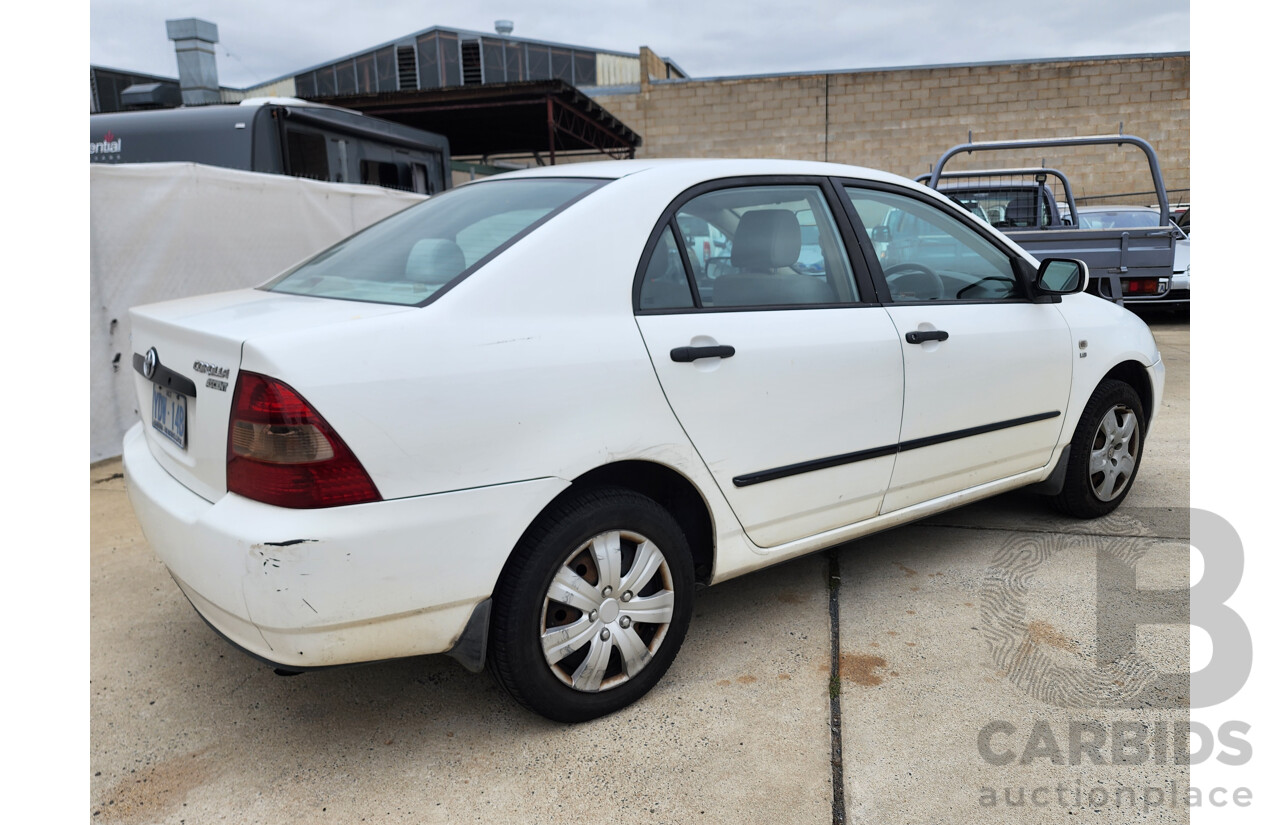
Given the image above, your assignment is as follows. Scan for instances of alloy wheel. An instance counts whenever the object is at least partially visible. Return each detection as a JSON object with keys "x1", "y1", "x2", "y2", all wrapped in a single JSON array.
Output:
[{"x1": 1088, "y1": 403, "x2": 1140, "y2": 502}]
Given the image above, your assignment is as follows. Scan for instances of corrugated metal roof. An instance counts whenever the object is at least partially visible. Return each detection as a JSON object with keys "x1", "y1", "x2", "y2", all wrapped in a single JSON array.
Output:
[
  {"x1": 311, "y1": 79, "x2": 641, "y2": 159},
  {"x1": 254, "y1": 25, "x2": 645, "y2": 89}
]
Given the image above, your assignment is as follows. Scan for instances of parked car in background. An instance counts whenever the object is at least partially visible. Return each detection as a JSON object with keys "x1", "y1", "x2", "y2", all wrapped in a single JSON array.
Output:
[
  {"x1": 1074, "y1": 205, "x2": 1164, "y2": 229},
  {"x1": 124, "y1": 159, "x2": 1164, "y2": 722},
  {"x1": 1075, "y1": 206, "x2": 1190, "y2": 310},
  {"x1": 1174, "y1": 205, "x2": 1190, "y2": 234},
  {"x1": 1171, "y1": 230, "x2": 1190, "y2": 307}
]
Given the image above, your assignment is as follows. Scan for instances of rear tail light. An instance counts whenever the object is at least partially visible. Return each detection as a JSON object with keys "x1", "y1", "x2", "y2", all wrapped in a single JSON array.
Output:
[
  {"x1": 1124, "y1": 279, "x2": 1162, "y2": 295},
  {"x1": 227, "y1": 372, "x2": 381, "y2": 508}
]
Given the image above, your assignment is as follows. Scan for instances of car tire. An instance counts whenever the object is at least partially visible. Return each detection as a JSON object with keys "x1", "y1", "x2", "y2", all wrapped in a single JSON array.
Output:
[
  {"x1": 488, "y1": 487, "x2": 695, "y2": 723},
  {"x1": 1051, "y1": 379, "x2": 1146, "y2": 519}
]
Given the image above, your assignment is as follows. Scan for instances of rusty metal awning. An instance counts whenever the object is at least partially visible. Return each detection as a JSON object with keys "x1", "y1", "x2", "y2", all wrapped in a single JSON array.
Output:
[{"x1": 310, "y1": 79, "x2": 641, "y2": 162}]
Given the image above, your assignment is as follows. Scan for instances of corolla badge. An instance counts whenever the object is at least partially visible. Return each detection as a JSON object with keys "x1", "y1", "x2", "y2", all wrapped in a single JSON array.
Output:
[
  {"x1": 143, "y1": 347, "x2": 159, "y2": 379},
  {"x1": 193, "y1": 359, "x2": 231, "y2": 391}
]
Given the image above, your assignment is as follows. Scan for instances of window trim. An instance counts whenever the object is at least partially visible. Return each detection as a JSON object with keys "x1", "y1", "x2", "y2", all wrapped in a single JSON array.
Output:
[
  {"x1": 833, "y1": 179, "x2": 1038, "y2": 306},
  {"x1": 632, "y1": 176, "x2": 881, "y2": 315},
  {"x1": 636, "y1": 223, "x2": 699, "y2": 311}
]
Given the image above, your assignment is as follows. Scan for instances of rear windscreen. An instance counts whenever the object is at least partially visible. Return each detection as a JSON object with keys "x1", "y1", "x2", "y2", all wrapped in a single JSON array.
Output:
[{"x1": 265, "y1": 177, "x2": 606, "y2": 306}]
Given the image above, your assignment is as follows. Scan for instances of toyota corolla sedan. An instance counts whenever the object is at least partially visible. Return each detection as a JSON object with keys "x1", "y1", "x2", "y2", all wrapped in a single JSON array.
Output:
[{"x1": 123, "y1": 159, "x2": 1163, "y2": 722}]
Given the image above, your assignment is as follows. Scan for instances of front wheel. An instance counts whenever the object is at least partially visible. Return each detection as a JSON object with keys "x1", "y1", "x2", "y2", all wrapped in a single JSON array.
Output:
[
  {"x1": 488, "y1": 487, "x2": 695, "y2": 722},
  {"x1": 1051, "y1": 379, "x2": 1146, "y2": 518}
]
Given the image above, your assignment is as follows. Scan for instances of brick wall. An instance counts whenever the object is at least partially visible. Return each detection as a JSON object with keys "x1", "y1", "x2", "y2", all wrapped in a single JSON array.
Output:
[{"x1": 589, "y1": 53, "x2": 1189, "y2": 203}]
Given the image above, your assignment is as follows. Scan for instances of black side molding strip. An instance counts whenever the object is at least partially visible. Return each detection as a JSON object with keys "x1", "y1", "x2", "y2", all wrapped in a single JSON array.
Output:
[
  {"x1": 731, "y1": 410, "x2": 1061, "y2": 487},
  {"x1": 733, "y1": 445, "x2": 899, "y2": 487},
  {"x1": 133, "y1": 352, "x2": 198, "y2": 398},
  {"x1": 897, "y1": 411, "x2": 1060, "y2": 453}
]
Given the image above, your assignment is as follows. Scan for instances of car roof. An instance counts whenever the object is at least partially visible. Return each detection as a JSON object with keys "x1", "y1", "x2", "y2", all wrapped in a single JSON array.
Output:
[{"x1": 488, "y1": 157, "x2": 916, "y2": 187}]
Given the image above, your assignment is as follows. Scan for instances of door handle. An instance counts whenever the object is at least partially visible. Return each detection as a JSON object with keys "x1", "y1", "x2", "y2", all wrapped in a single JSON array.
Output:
[
  {"x1": 905, "y1": 330, "x2": 949, "y2": 344},
  {"x1": 670, "y1": 345, "x2": 736, "y2": 362}
]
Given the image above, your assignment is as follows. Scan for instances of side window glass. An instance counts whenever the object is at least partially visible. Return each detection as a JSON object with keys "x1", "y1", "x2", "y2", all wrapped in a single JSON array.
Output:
[
  {"x1": 846, "y1": 187, "x2": 1021, "y2": 302},
  {"x1": 675, "y1": 185, "x2": 858, "y2": 308},
  {"x1": 638, "y1": 226, "x2": 694, "y2": 310},
  {"x1": 674, "y1": 213, "x2": 723, "y2": 283},
  {"x1": 360, "y1": 159, "x2": 402, "y2": 190},
  {"x1": 284, "y1": 129, "x2": 329, "y2": 181}
]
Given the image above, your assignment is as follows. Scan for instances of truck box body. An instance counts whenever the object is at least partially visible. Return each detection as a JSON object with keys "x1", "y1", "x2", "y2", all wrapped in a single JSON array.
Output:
[{"x1": 90, "y1": 99, "x2": 451, "y2": 195}]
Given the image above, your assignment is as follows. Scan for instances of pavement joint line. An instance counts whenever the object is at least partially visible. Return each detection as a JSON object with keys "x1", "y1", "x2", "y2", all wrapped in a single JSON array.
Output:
[{"x1": 826, "y1": 548, "x2": 846, "y2": 825}]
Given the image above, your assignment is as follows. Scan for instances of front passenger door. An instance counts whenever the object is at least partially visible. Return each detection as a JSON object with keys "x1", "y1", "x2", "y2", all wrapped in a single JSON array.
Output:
[{"x1": 842, "y1": 184, "x2": 1074, "y2": 512}]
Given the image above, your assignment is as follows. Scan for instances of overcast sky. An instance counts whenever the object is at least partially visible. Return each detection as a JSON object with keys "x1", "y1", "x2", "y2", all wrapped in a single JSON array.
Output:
[{"x1": 90, "y1": 0, "x2": 1190, "y2": 88}]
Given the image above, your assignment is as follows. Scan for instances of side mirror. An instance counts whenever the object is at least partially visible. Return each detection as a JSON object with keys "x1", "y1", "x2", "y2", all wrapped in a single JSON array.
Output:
[
  {"x1": 870, "y1": 225, "x2": 891, "y2": 243},
  {"x1": 1036, "y1": 258, "x2": 1088, "y2": 296}
]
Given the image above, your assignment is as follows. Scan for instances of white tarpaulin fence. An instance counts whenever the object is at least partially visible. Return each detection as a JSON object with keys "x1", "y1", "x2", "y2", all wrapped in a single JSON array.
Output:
[{"x1": 90, "y1": 162, "x2": 425, "y2": 462}]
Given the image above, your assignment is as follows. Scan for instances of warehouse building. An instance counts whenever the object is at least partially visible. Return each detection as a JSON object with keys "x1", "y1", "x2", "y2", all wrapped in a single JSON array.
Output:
[{"x1": 90, "y1": 20, "x2": 1188, "y2": 199}]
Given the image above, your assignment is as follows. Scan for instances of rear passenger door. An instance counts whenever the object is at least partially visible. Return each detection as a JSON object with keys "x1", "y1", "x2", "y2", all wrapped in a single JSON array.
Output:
[{"x1": 633, "y1": 179, "x2": 904, "y2": 549}]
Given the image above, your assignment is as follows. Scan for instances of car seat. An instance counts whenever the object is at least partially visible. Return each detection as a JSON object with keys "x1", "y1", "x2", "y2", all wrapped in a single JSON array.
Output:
[{"x1": 713, "y1": 210, "x2": 832, "y2": 306}]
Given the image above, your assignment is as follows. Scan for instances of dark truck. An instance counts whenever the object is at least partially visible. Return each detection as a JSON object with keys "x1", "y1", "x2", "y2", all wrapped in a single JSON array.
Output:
[
  {"x1": 916, "y1": 135, "x2": 1178, "y2": 306},
  {"x1": 90, "y1": 98, "x2": 451, "y2": 195},
  {"x1": 918, "y1": 166, "x2": 1079, "y2": 228}
]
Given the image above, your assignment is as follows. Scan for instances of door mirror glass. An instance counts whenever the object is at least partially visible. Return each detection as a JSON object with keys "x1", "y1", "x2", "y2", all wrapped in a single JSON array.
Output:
[{"x1": 1037, "y1": 258, "x2": 1088, "y2": 294}]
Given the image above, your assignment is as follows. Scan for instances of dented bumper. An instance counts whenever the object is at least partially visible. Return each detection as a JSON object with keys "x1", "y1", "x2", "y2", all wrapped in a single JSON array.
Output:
[{"x1": 122, "y1": 423, "x2": 569, "y2": 669}]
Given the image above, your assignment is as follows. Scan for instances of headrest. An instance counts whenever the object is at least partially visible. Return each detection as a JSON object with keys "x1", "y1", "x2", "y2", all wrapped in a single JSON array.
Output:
[
  {"x1": 731, "y1": 209, "x2": 801, "y2": 270},
  {"x1": 1005, "y1": 192, "x2": 1039, "y2": 225},
  {"x1": 405, "y1": 239, "x2": 467, "y2": 285}
]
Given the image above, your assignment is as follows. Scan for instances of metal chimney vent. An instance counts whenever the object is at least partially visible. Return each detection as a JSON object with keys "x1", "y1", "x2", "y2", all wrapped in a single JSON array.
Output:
[
  {"x1": 495, "y1": 20, "x2": 514, "y2": 35},
  {"x1": 165, "y1": 18, "x2": 220, "y2": 105}
]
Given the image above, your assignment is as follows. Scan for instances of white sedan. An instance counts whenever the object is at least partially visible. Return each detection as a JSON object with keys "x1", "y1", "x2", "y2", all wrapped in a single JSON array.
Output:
[{"x1": 123, "y1": 159, "x2": 1163, "y2": 722}]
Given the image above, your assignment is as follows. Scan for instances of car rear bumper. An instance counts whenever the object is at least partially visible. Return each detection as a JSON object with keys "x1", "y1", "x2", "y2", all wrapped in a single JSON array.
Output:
[{"x1": 122, "y1": 423, "x2": 568, "y2": 669}]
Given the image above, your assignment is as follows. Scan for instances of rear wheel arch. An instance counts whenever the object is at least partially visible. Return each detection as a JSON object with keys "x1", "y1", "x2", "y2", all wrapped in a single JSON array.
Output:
[
  {"x1": 498, "y1": 461, "x2": 715, "y2": 590},
  {"x1": 566, "y1": 461, "x2": 715, "y2": 587}
]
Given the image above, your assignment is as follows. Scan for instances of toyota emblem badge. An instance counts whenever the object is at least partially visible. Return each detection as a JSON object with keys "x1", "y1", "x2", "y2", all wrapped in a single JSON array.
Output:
[{"x1": 143, "y1": 347, "x2": 159, "y2": 379}]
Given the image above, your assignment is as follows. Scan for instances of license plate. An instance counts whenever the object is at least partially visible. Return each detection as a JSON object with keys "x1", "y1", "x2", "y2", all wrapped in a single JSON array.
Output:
[{"x1": 151, "y1": 384, "x2": 188, "y2": 449}]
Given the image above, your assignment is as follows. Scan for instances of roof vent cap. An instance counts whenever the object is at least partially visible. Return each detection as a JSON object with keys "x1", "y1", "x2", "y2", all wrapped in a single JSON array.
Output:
[{"x1": 495, "y1": 20, "x2": 514, "y2": 35}]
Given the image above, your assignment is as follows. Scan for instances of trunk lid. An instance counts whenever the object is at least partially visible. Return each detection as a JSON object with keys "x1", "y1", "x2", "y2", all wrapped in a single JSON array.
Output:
[{"x1": 129, "y1": 289, "x2": 413, "y2": 502}]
